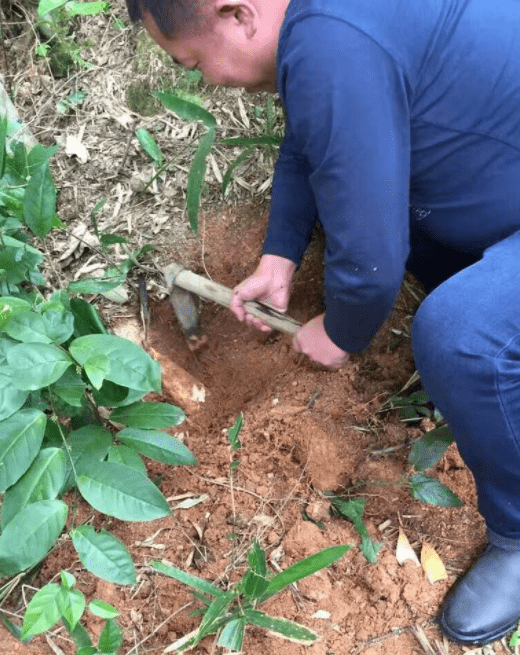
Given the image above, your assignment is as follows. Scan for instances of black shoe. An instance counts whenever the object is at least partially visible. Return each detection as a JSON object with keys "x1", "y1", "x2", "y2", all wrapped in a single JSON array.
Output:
[{"x1": 439, "y1": 544, "x2": 520, "y2": 645}]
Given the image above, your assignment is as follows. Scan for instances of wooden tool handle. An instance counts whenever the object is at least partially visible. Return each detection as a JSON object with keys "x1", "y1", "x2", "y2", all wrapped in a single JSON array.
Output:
[{"x1": 163, "y1": 263, "x2": 302, "y2": 336}]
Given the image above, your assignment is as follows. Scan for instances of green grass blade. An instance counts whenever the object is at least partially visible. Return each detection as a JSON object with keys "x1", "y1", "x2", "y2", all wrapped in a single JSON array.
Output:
[
  {"x1": 218, "y1": 135, "x2": 282, "y2": 147},
  {"x1": 135, "y1": 128, "x2": 163, "y2": 166},
  {"x1": 260, "y1": 545, "x2": 350, "y2": 603},
  {"x1": 149, "y1": 560, "x2": 226, "y2": 598},
  {"x1": 222, "y1": 147, "x2": 254, "y2": 195},
  {"x1": 243, "y1": 609, "x2": 319, "y2": 643},
  {"x1": 153, "y1": 92, "x2": 217, "y2": 128},
  {"x1": 217, "y1": 618, "x2": 245, "y2": 651},
  {"x1": 186, "y1": 128, "x2": 215, "y2": 234}
]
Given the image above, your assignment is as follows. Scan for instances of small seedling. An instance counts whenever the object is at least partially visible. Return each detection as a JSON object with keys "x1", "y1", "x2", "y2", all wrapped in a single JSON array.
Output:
[
  {"x1": 20, "y1": 570, "x2": 123, "y2": 654},
  {"x1": 408, "y1": 425, "x2": 462, "y2": 508},
  {"x1": 327, "y1": 495, "x2": 383, "y2": 564},
  {"x1": 150, "y1": 540, "x2": 350, "y2": 651}
]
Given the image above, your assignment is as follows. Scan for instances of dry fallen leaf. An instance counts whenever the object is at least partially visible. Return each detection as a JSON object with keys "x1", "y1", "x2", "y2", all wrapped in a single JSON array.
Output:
[
  {"x1": 421, "y1": 542, "x2": 448, "y2": 583},
  {"x1": 396, "y1": 528, "x2": 421, "y2": 566},
  {"x1": 65, "y1": 134, "x2": 89, "y2": 163}
]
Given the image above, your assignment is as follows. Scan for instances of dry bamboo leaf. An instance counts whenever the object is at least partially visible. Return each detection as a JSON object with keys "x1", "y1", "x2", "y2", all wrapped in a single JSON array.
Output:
[
  {"x1": 237, "y1": 96, "x2": 250, "y2": 129},
  {"x1": 421, "y1": 542, "x2": 448, "y2": 583},
  {"x1": 396, "y1": 528, "x2": 420, "y2": 566},
  {"x1": 65, "y1": 134, "x2": 89, "y2": 163}
]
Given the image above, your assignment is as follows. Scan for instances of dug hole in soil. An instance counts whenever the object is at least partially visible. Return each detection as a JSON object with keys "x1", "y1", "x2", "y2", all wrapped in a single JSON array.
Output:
[{"x1": 2, "y1": 206, "x2": 500, "y2": 655}]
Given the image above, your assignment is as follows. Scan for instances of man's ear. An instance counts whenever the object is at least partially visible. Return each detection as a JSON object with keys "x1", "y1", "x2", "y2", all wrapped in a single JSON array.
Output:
[{"x1": 214, "y1": 0, "x2": 257, "y2": 38}]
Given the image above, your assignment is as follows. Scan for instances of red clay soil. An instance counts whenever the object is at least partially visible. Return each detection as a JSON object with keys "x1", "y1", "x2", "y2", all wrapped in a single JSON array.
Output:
[{"x1": 0, "y1": 205, "x2": 507, "y2": 655}]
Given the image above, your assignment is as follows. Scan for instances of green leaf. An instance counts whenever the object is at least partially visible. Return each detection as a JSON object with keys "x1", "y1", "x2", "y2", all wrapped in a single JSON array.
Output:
[
  {"x1": 84, "y1": 353, "x2": 110, "y2": 390},
  {"x1": 242, "y1": 570, "x2": 269, "y2": 600},
  {"x1": 4, "y1": 311, "x2": 53, "y2": 343},
  {"x1": 408, "y1": 426, "x2": 454, "y2": 471},
  {"x1": 71, "y1": 525, "x2": 136, "y2": 585},
  {"x1": 68, "y1": 273, "x2": 127, "y2": 295},
  {"x1": 100, "y1": 233, "x2": 127, "y2": 248},
  {"x1": 409, "y1": 473, "x2": 463, "y2": 507},
  {"x1": 58, "y1": 587, "x2": 86, "y2": 632},
  {"x1": 217, "y1": 618, "x2": 245, "y2": 651},
  {"x1": 61, "y1": 570, "x2": 76, "y2": 589},
  {"x1": 62, "y1": 426, "x2": 113, "y2": 492},
  {"x1": 64, "y1": 1, "x2": 110, "y2": 16},
  {"x1": 0, "y1": 116, "x2": 7, "y2": 178},
  {"x1": 92, "y1": 379, "x2": 131, "y2": 407},
  {"x1": 37, "y1": 0, "x2": 67, "y2": 15},
  {"x1": 153, "y1": 91, "x2": 217, "y2": 128},
  {"x1": 329, "y1": 496, "x2": 383, "y2": 564},
  {"x1": 247, "y1": 539, "x2": 267, "y2": 576},
  {"x1": 1, "y1": 447, "x2": 66, "y2": 528},
  {"x1": 77, "y1": 461, "x2": 171, "y2": 521},
  {"x1": 186, "y1": 128, "x2": 215, "y2": 234},
  {"x1": 117, "y1": 428, "x2": 197, "y2": 466},
  {"x1": 228, "y1": 413, "x2": 243, "y2": 451},
  {"x1": 98, "y1": 618, "x2": 123, "y2": 653},
  {"x1": 56, "y1": 90, "x2": 87, "y2": 115},
  {"x1": 0, "y1": 499, "x2": 68, "y2": 575},
  {"x1": 260, "y1": 545, "x2": 351, "y2": 603},
  {"x1": 222, "y1": 147, "x2": 254, "y2": 195},
  {"x1": 88, "y1": 600, "x2": 120, "y2": 619},
  {"x1": 219, "y1": 135, "x2": 282, "y2": 147},
  {"x1": 409, "y1": 390, "x2": 431, "y2": 405},
  {"x1": 0, "y1": 408, "x2": 46, "y2": 492},
  {"x1": 0, "y1": 366, "x2": 29, "y2": 421},
  {"x1": 41, "y1": 311, "x2": 75, "y2": 344},
  {"x1": 135, "y1": 127, "x2": 163, "y2": 166},
  {"x1": 70, "y1": 298, "x2": 108, "y2": 336},
  {"x1": 77, "y1": 648, "x2": 98, "y2": 655},
  {"x1": 0, "y1": 297, "x2": 31, "y2": 330},
  {"x1": 70, "y1": 335, "x2": 161, "y2": 393},
  {"x1": 66, "y1": 619, "x2": 94, "y2": 651},
  {"x1": 197, "y1": 593, "x2": 235, "y2": 640},
  {"x1": 23, "y1": 161, "x2": 56, "y2": 237},
  {"x1": 110, "y1": 402, "x2": 186, "y2": 429},
  {"x1": 21, "y1": 583, "x2": 61, "y2": 640},
  {"x1": 7, "y1": 342, "x2": 73, "y2": 390},
  {"x1": 4, "y1": 310, "x2": 73, "y2": 345},
  {"x1": 107, "y1": 444, "x2": 146, "y2": 475},
  {"x1": 52, "y1": 367, "x2": 87, "y2": 407},
  {"x1": 149, "y1": 560, "x2": 225, "y2": 598},
  {"x1": 243, "y1": 609, "x2": 318, "y2": 643}
]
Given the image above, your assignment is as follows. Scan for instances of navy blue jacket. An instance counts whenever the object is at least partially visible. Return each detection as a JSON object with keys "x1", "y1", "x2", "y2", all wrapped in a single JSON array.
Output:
[{"x1": 263, "y1": 0, "x2": 520, "y2": 352}]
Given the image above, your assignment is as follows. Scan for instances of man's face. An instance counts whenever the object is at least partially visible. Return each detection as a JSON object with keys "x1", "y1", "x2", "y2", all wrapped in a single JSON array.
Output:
[{"x1": 143, "y1": 4, "x2": 279, "y2": 93}]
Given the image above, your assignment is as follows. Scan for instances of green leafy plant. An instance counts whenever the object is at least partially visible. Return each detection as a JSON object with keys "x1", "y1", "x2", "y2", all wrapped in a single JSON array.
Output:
[
  {"x1": 36, "y1": 0, "x2": 110, "y2": 76},
  {"x1": 377, "y1": 386, "x2": 461, "y2": 507},
  {"x1": 149, "y1": 541, "x2": 350, "y2": 651},
  {"x1": 21, "y1": 570, "x2": 123, "y2": 654},
  {"x1": 327, "y1": 495, "x2": 383, "y2": 564},
  {"x1": 150, "y1": 92, "x2": 283, "y2": 234},
  {"x1": 408, "y1": 425, "x2": 461, "y2": 507},
  {"x1": 0, "y1": 120, "x2": 197, "y2": 587},
  {"x1": 380, "y1": 389, "x2": 441, "y2": 423}
]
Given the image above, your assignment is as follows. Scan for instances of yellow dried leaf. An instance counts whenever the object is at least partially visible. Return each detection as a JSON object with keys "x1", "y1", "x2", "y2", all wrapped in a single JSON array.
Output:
[
  {"x1": 421, "y1": 542, "x2": 448, "y2": 583},
  {"x1": 396, "y1": 528, "x2": 420, "y2": 566}
]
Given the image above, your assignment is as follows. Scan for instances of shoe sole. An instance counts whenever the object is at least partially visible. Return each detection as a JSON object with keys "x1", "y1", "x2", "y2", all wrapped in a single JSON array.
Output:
[{"x1": 438, "y1": 614, "x2": 519, "y2": 646}]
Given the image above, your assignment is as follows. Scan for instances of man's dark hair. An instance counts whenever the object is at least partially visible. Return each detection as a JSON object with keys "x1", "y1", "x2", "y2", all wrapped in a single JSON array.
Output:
[{"x1": 125, "y1": 0, "x2": 210, "y2": 37}]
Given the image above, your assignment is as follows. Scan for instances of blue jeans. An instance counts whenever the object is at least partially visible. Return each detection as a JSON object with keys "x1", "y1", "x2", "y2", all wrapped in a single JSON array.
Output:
[{"x1": 410, "y1": 227, "x2": 520, "y2": 546}]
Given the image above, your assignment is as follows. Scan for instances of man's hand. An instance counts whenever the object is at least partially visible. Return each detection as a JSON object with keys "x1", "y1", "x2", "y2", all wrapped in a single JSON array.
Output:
[
  {"x1": 230, "y1": 255, "x2": 297, "y2": 332},
  {"x1": 293, "y1": 313, "x2": 349, "y2": 369}
]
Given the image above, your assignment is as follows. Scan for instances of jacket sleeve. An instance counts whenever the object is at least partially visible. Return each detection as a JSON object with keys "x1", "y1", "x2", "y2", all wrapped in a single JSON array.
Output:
[{"x1": 267, "y1": 16, "x2": 412, "y2": 353}]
